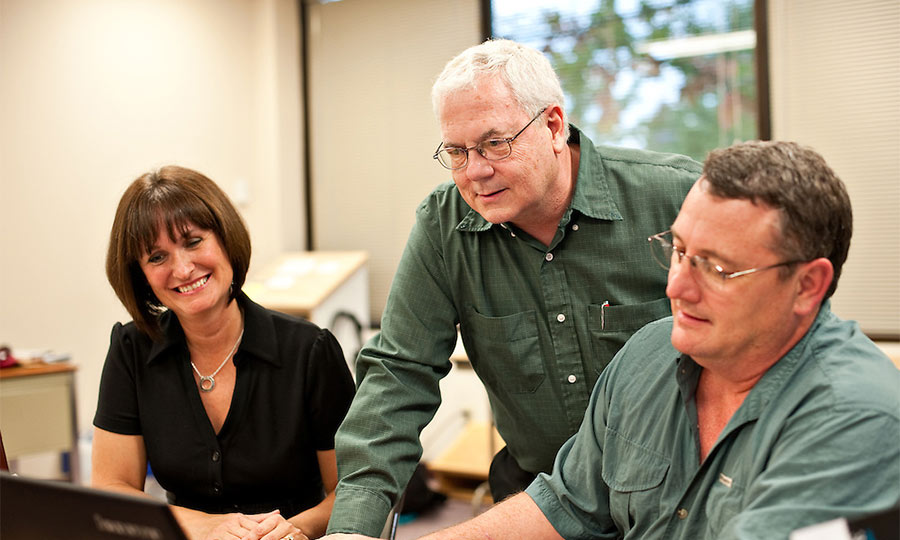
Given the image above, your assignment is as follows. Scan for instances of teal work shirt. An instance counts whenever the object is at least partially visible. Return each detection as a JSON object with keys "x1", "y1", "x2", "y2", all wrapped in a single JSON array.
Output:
[
  {"x1": 329, "y1": 127, "x2": 700, "y2": 535},
  {"x1": 527, "y1": 302, "x2": 900, "y2": 539}
]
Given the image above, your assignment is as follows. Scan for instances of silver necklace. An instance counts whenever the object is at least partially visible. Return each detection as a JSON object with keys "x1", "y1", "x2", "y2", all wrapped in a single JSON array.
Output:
[{"x1": 190, "y1": 327, "x2": 244, "y2": 392}]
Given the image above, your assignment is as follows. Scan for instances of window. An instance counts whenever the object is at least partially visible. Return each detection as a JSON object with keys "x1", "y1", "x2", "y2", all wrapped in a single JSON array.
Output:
[{"x1": 492, "y1": 0, "x2": 758, "y2": 162}]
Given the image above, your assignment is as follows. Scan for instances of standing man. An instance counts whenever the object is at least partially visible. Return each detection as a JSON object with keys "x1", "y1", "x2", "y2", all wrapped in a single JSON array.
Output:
[
  {"x1": 328, "y1": 140, "x2": 900, "y2": 539},
  {"x1": 327, "y1": 39, "x2": 699, "y2": 536}
]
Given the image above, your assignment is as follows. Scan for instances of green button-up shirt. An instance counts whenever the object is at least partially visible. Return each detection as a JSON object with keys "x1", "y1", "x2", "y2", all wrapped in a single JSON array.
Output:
[
  {"x1": 527, "y1": 303, "x2": 900, "y2": 539},
  {"x1": 329, "y1": 128, "x2": 700, "y2": 535}
]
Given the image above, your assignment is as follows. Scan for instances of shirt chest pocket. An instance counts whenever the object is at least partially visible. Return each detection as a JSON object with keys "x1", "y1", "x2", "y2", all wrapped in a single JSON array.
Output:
[
  {"x1": 460, "y1": 307, "x2": 544, "y2": 393},
  {"x1": 601, "y1": 428, "x2": 670, "y2": 534},
  {"x1": 589, "y1": 297, "x2": 671, "y2": 372}
]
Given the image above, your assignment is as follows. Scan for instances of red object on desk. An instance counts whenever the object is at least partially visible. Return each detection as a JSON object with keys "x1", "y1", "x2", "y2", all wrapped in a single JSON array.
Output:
[{"x1": 0, "y1": 346, "x2": 18, "y2": 368}]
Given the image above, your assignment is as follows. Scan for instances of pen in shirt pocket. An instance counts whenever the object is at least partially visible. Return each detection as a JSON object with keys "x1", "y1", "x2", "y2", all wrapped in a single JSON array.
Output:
[{"x1": 601, "y1": 300, "x2": 610, "y2": 330}]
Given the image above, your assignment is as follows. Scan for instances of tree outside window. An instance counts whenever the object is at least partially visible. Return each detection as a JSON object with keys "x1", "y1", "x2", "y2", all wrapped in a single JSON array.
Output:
[{"x1": 493, "y1": 0, "x2": 757, "y2": 162}]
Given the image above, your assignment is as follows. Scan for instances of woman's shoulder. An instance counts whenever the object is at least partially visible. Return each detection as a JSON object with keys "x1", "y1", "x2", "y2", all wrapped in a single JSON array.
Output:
[
  {"x1": 109, "y1": 319, "x2": 152, "y2": 347},
  {"x1": 268, "y1": 311, "x2": 341, "y2": 357},
  {"x1": 103, "y1": 319, "x2": 160, "y2": 373},
  {"x1": 241, "y1": 296, "x2": 335, "y2": 355},
  {"x1": 248, "y1": 301, "x2": 324, "y2": 340}
]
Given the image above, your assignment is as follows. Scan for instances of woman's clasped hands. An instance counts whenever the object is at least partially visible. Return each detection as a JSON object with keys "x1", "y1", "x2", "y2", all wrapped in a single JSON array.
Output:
[{"x1": 202, "y1": 510, "x2": 307, "y2": 540}]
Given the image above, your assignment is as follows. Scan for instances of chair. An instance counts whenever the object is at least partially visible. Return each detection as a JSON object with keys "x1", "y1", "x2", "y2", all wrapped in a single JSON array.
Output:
[
  {"x1": 379, "y1": 491, "x2": 406, "y2": 539},
  {"x1": 0, "y1": 430, "x2": 9, "y2": 471}
]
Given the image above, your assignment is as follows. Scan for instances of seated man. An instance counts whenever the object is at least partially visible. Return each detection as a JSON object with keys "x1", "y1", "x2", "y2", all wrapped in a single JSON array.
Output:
[{"x1": 326, "y1": 140, "x2": 900, "y2": 539}]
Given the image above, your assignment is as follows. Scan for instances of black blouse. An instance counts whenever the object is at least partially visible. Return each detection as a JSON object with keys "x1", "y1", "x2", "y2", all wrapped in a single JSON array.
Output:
[{"x1": 93, "y1": 292, "x2": 355, "y2": 516}]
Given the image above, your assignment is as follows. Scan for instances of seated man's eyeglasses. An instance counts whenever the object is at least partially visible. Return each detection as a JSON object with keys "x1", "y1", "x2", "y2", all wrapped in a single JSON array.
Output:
[
  {"x1": 648, "y1": 230, "x2": 806, "y2": 290},
  {"x1": 433, "y1": 108, "x2": 548, "y2": 170}
]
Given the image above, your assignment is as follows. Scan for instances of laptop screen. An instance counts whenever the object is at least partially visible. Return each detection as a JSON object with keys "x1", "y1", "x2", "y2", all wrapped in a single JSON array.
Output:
[{"x1": 0, "y1": 472, "x2": 188, "y2": 540}]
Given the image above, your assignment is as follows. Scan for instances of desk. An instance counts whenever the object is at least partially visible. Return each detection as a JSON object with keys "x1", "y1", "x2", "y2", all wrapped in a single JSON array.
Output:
[
  {"x1": 427, "y1": 420, "x2": 503, "y2": 504},
  {"x1": 0, "y1": 363, "x2": 79, "y2": 482},
  {"x1": 425, "y1": 334, "x2": 504, "y2": 504},
  {"x1": 875, "y1": 342, "x2": 900, "y2": 370},
  {"x1": 243, "y1": 251, "x2": 370, "y2": 370}
]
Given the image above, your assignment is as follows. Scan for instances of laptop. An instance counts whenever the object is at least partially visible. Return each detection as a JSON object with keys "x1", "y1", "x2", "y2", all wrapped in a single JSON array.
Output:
[{"x1": 0, "y1": 472, "x2": 188, "y2": 540}]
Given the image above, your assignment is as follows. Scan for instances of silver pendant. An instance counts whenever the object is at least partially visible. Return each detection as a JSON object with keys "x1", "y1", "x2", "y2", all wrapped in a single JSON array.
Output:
[{"x1": 199, "y1": 375, "x2": 216, "y2": 392}]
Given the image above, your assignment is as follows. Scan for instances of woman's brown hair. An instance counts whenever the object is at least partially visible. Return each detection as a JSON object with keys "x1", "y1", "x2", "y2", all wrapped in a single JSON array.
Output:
[{"x1": 106, "y1": 166, "x2": 251, "y2": 339}]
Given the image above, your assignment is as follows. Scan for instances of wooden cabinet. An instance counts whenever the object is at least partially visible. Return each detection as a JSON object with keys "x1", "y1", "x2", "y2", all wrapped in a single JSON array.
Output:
[{"x1": 0, "y1": 363, "x2": 79, "y2": 482}]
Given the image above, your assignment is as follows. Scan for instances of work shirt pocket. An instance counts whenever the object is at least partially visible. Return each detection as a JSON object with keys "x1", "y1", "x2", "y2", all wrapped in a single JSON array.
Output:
[
  {"x1": 602, "y1": 427, "x2": 670, "y2": 534},
  {"x1": 589, "y1": 297, "x2": 671, "y2": 371},
  {"x1": 460, "y1": 307, "x2": 544, "y2": 393}
]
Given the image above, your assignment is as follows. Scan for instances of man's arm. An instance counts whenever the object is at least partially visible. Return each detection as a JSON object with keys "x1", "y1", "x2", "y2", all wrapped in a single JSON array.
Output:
[
  {"x1": 322, "y1": 494, "x2": 562, "y2": 540},
  {"x1": 422, "y1": 493, "x2": 563, "y2": 540},
  {"x1": 328, "y1": 203, "x2": 459, "y2": 535}
]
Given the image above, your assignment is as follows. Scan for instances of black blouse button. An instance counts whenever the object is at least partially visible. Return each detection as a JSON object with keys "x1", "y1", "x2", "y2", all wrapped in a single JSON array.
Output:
[
  {"x1": 212, "y1": 450, "x2": 221, "y2": 463},
  {"x1": 213, "y1": 482, "x2": 222, "y2": 494}
]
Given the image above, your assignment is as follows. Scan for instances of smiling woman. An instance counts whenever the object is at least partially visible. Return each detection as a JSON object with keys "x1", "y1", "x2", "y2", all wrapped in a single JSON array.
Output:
[
  {"x1": 94, "y1": 166, "x2": 354, "y2": 540},
  {"x1": 105, "y1": 167, "x2": 251, "y2": 341}
]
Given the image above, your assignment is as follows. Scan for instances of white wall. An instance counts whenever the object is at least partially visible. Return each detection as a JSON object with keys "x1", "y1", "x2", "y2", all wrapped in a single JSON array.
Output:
[
  {"x1": 0, "y1": 0, "x2": 305, "y2": 448},
  {"x1": 305, "y1": 0, "x2": 485, "y2": 462},
  {"x1": 306, "y1": 0, "x2": 482, "y2": 319}
]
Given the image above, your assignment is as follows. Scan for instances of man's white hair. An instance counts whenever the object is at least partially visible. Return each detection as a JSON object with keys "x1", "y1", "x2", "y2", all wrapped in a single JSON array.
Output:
[{"x1": 432, "y1": 39, "x2": 569, "y2": 139}]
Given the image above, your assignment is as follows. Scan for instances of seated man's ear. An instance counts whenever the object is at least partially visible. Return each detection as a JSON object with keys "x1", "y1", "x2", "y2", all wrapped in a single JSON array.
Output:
[{"x1": 793, "y1": 258, "x2": 834, "y2": 316}]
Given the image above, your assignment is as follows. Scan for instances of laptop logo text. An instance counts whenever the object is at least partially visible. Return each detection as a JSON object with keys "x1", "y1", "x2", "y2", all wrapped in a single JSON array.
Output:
[{"x1": 93, "y1": 513, "x2": 163, "y2": 540}]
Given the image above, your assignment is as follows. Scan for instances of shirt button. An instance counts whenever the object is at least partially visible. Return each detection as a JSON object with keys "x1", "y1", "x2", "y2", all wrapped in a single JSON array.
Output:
[
  {"x1": 556, "y1": 313, "x2": 566, "y2": 323},
  {"x1": 572, "y1": 224, "x2": 579, "y2": 231},
  {"x1": 510, "y1": 231, "x2": 516, "y2": 238},
  {"x1": 676, "y1": 508, "x2": 688, "y2": 519},
  {"x1": 213, "y1": 482, "x2": 222, "y2": 494},
  {"x1": 211, "y1": 450, "x2": 221, "y2": 463},
  {"x1": 567, "y1": 374, "x2": 577, "y2": 383},
  {"x1": 545, "y1": 253, "x2": 553, "y2": 262}
]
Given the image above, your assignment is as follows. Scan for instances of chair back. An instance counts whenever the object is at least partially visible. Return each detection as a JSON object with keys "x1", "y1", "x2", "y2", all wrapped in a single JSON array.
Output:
[
  {"x1": 0, "y1": 430, "x2": 9, "y2": 471},
  {"x1": 379, "y1": 491, "x2": 405, "y2": 539}
]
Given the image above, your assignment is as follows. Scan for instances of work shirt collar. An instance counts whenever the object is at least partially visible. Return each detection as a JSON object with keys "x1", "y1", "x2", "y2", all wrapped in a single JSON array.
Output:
[{"x1": 675, "y1": 300, "x2": 834, "y2": 426}]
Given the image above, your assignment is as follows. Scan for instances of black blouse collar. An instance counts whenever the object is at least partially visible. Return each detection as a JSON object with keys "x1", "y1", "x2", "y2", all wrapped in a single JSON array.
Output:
[{"x1": 146, "y1": 291, "x2": 282, "y2": 367}]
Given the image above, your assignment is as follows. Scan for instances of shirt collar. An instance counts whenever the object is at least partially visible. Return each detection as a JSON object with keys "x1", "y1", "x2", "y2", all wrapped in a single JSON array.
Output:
[
  {"x1": 735, "y1": 300, "x2": 833, "y2": 413},
  {"x1": 675, "y1": 301, "x2": 834, "y2": 424},
  {"x1": 567, "y1": 127, "x2": 623, "y2": 221},
  {"x1": 455, "y1": 124, "x2": 623, "y2": 232},
  {"x1": 146, "y1": 290, "x2": 282, "y2": 367}
]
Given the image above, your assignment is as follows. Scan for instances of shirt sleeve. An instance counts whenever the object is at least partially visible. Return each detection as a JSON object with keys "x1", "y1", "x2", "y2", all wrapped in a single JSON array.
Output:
[
  {"x1": 304, "y1": 328, "x2": 355, "y2": 451},
  {"x1": 716, "y1": 404, "x2": 900, "y2": 538},
  {"x1": 328, "y1": 201, "x2": 457, "y2": 535},
  {"x1": 93, "y1": 322, "x2": 143, "y2": 435}
]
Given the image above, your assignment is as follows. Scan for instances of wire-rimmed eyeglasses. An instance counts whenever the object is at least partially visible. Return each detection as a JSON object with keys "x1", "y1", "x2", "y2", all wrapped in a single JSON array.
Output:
[
  {"x1": 432, "y1": 108, "x2": 547, "y2": 170},
  {"x1": 648, "y1": 230, "x2": 805, "y2": 289}
]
